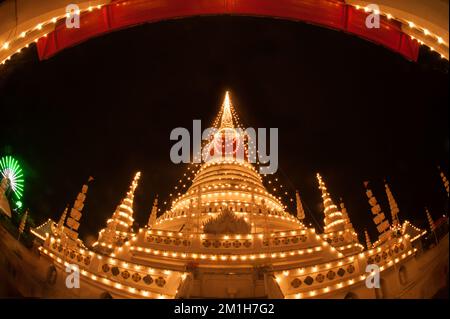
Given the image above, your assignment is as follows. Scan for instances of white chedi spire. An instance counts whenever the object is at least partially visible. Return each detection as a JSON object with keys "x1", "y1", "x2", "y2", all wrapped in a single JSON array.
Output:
[
  {"x1": 317, "y1": 173, "x2": 345, "y2": 233},
  {"x1": 95, "y1": 172, "x2": 141, "y2": 249},
  {"x1": 18, "y1": 209, "x2": 28, "y2": 239},
  {"x1": 57, "y1": 206, "x2": 68, "y2": 232},
  {"x1": 64, "y1": 177, "x2": 93, "y2": 240},
  {"x1": 295, "y1": 191, "x2": 305, "y2": 221},
  {"x1": 338, "y1": 198, "x2": 354, "y2": 229},
  {"x1": 364, "y1": 181, "x2": 391, "y2": 244},
  {"x1": 385, "y1": 182, "x2": 400, "y2": 227},
  {"x1": 425, "y1": 208, "x2": 436, "y2": 232},
  {"x1": 147, "y1": 197, "x2": 158, "y2": 228},
  {"x1": 364, "y1": 229, "x2": 372, "y2": 249},
  {"x1": 110, "y1": 172, "x2": 140, "y2": 232},
  {"x1": 0, "y1": 177, "x2": 11, "y2": 218},
  {"x1": 438, "y1": 166, "x2": 449, "y2": 197},
  {"x1": 0, "y1": 177, "x2": 9, "y2": 194}
]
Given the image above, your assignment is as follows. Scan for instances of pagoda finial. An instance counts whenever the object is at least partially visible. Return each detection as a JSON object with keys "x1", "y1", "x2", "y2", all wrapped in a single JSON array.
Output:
[
  {"x1": 18, "y1": 209, "x2": 28, "y2": 240},
  {"x1": 128, "y1": 171, "x2": 141, "y2": 198},
  {"x1": 425, "y1": 207, "x2": 436, "y2": 232},
  {"x1": 339, "y1": 198, "x2": 354, "y2": 229},
  {"x1": 64, "y1": 177, "x2": 93, "y2": 240},
  {"x1": 295, "y1": 190, "x2": 305, "y2": 221},
  {"x1": 385, "y1": 182, "x2": 400, "y2": 227},
  {"x1": 364, "y1": 181, "x2": 391, "y2": 244},
  {"x1": 57, "y1": 206, "x2": 68, "y2": 230},
  {"x1": 147, "y1": 196, "x2": 159, "y2": 228},
  {"x1": 0, "y1": 177, "x2": 11, "y2": 218},
  {"x1": 220, "y1": 91, "x2": 234, "y2": 129},
  {"x1": 438, "y1": 166, "x2": 449, "y2": 197},
  {"x1": 364, "y1": 229, "x2": 372, "y2": 249}
]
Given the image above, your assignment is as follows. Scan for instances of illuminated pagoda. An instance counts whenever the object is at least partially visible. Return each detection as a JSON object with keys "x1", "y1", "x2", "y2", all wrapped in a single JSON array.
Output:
[
  {"x1": 6, "y1": 92, "x2": 448, "y2": 299},
  {"x1": 93, "y1": 172, "x2": 141, "y2": 254}
]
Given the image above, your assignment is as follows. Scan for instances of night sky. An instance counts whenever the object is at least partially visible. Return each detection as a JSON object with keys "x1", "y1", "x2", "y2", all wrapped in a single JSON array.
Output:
[{"x1": 0, "y1": 16, "x2": 448, "y2": 245}]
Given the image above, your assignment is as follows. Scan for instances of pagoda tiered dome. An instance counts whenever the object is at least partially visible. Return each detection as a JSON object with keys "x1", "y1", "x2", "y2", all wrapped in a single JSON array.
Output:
[
  {"x1": 156, "y1": 92, "x2": 297, "y2": 232},
  {"x1": 171, "y1": 160, "x2": 285, "y2": 214}
]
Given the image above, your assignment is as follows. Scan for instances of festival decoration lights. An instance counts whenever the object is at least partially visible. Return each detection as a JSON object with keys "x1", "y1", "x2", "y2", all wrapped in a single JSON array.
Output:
[{"x1": 0, "y1": 155, "x2": 25, "y2": 203}]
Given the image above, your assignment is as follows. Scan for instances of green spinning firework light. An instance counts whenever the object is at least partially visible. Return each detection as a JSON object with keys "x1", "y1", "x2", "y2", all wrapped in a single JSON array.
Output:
[{"x1": 0, "y1": 156, "x2": 24, "y2": 201}]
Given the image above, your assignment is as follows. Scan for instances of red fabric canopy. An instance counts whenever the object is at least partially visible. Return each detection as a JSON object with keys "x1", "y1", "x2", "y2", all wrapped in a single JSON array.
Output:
[{"x1": 37, "y1": 0, "x2": 419, "y2": 61}]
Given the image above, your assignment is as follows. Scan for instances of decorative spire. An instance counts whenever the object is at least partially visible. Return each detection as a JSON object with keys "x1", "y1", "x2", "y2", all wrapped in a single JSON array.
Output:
[
  {"x1": 338, "y1": 198, "x2": 353, "y2": 229},
  {"x1": 425, "y1": 208, "x2": 436, "y2": 232},
  {"x1": 111, "y1": 171, "x2": 141, "y2": 232},
  {"x1": 0, "y1": 177, "x2": 9, "y2": 194},
  {"x1": 147, "y1": 196, "x2": 158, "y2": 228},
  {"x1": 295, "y1": 190, "x2": 305, "y2": 221},
  {"x1": 385, "y1": 182, "x2": 400, "y2": 227},
  {"x1": 317, "y1": 173, "x2": 345, "y2": 233},
  {"x1": 364, "y1": 229, "x2": 372, "y2": 249},
  {"x1": 220, "y1": 91, "x2": 234, "y2": 129},
  {"x1": 64, "y1": 176, "x2": 94, "y2": 240},
  {"x1": 95, "y1": 172, "x2": 140, "y2": 249},
  {"x1": 438, "y1": 166, "x2": 449, "y2": 197},
  {"x1": 0, "y1": 177, "x2": 11, "y2": 218},
  {"x1": 364, "y1": 181, "x2": 390, "y2": 243},
  {"x1": 18, "y1": 209, "x2": 28, "y2": 240},
  {"x1": 57, "y1": 206, "x2": 68, "y2": 231}
]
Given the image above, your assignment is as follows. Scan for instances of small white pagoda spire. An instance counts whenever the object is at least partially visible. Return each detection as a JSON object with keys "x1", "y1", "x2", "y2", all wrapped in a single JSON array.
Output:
[
  {"x1": 0, "y1": 177, "x2": 9, "y2": 199},
  {"x1": 64, "y1": 176, "x2": 93, "y2": 240},
  {"x1": 18, "y1": 210, "x2": 28, "y2": 240},
  {"x1": 57, "y1": 206, "x2": 68, "y2": 231},
  {"x1": 147, "y1": 196, "x2": 158, "y2": 228},
  {"x1": 364, "y1": 181, "x2": 391, "y2": 244},
  {"x1": 0, "y1": 177, "x2": 11, "y2": 218},
  {"x1": 109, "y1": 172, "x2": 140, "y2": 231},
  {"x1": 364, "y1": 229, "x2": 372, "y2": 250},
  {"x1": 425, "y1": 208, "x2": 436, "y2": 232},
  {"x1": 425, "y1": 207, "x2": 438, "y2": 244},
  {"x1": 384, "y1": 182, "x2": 400, "y2": 227},
  {"x1": 95, "y1": 172, "x2": 140, "y2": 249},
  {"x1": 317, "y1": 173, "x2": 345, "y2": 233},
  {"x1": 438, "y1": 166, "x2": 449, "y2": 197},
  {"x1": 339, "y1": 198, "x2": 354, "y2": 229},
  {"x1": 295, "y1": 190, "x2": 305, "y2": 221}
]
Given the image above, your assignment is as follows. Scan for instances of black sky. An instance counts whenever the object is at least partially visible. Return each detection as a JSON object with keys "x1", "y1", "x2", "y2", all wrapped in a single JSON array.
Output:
[{"x1": 0, "y1": 16, "x2": 448, "y2": 244}]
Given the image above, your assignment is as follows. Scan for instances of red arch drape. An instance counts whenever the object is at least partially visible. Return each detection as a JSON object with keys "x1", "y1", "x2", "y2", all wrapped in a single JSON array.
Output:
[{"x1": 37, "y1": 0, "x2": 419, "y2": 61}]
